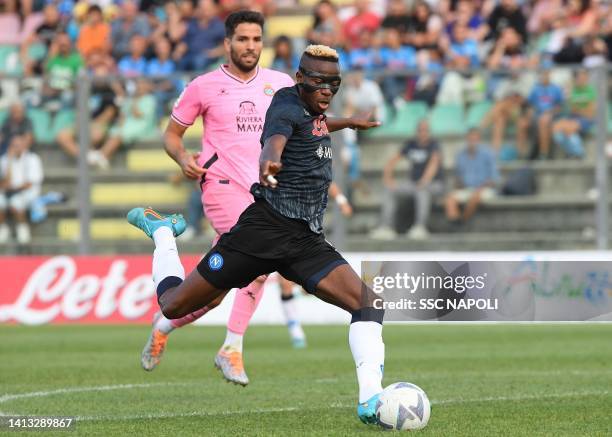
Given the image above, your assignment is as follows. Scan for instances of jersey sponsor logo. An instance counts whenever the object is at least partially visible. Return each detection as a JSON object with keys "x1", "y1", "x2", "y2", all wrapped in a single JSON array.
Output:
[
  {"x1": 312, "y1": 118, "x2": 329, "y2": 137},
  {"x1": 315, "y1": 144, "x2": 333, "y2": 159},
  {"x1": 263, "y1": 84, "x2": 275, "y2": 96},
  {"x1": 208, "y1": 253, "x2": 224, "y2": 271},
  {"x1": 236, "y1": 101, "x2": 264, "y2": 133}
]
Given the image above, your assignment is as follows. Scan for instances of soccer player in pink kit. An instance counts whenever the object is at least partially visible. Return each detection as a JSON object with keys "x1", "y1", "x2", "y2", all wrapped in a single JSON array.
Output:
[{"x1": 140, "y1": 11, "x2": 295, "y2": 383}]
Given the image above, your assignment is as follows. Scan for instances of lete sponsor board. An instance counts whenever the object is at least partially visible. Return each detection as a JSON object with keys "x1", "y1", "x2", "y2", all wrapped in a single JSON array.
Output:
[{"x1": 1, "y1": 252, "x2": 611, "y2": 325}]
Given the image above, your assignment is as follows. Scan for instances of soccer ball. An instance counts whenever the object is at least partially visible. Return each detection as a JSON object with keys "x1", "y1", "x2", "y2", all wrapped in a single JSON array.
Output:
[{"x1": 375, "y1": 382, "x2": 431, "y2": 431}]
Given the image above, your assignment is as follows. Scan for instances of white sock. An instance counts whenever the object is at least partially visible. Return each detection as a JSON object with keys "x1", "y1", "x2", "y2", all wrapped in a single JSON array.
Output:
[
  {"x1": 281, "y1": 295, "x2": 299, "y2": 324},
  {"x1": 152, "y1": 227, "x2": 185, "y2": 290},
  {"x1": 349, "y1": 321, "x2": 385, "y2": 403},
  {"x1": 222, "y1": 329, "x2": 243, "y2": 353},
  {"x1": 154, "y1": 313, "x2": 175, "y2": 334}
]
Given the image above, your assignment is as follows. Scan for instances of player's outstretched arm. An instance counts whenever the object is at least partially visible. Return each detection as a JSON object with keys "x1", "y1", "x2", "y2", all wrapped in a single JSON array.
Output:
[
  {"x1": 259, "y1": 134, "x2": 287, "y2": 188},
  {"x1": 164, "y1": 119, "x2": 206, "y2": 180},
  {"x1": 326, "y1": 113, "x2": 381, "y2": 132}
]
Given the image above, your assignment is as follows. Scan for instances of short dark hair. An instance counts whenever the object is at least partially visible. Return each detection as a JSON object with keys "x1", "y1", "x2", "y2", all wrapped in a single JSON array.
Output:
[
  {"x1": 88, "y1": 4, "x2": 102, "y2": 15},
  {"x1": 225, "y1": 10, "x2": 264, "y2": 38}
]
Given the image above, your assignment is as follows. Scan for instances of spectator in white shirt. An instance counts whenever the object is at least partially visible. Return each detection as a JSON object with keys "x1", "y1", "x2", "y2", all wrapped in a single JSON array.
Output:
[{"x1": 0, "y1": 136, "x2": 44, "y2": 244}]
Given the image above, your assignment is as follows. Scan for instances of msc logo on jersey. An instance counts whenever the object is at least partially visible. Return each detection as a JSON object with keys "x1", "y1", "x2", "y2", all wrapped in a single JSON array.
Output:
[
  {"x1": 263, "y1": 84, "x2": 275, "y2": 96},
  {"x1": 315, "y1": 144, "x2": 332, "y2": 159},
  {"x1": 208, "y1": 253, "x2": 224, "y2": 271},
  {"x1": 312, "y1": 118, "x2": 329, "y2": 137}
]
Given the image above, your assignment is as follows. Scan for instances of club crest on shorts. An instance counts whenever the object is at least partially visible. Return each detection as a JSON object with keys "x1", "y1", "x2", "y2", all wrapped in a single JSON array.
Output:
[{"x1": 208, "y1": 253, "x2": 224, "y2": 271}]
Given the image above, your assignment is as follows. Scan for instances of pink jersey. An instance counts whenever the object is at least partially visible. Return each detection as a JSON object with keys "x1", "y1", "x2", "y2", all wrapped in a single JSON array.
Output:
[{"x1": 171, "y1": 65, "x2": 295, "y2": 192}]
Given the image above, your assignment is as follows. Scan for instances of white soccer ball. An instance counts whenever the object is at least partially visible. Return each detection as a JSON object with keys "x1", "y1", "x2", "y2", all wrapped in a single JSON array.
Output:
[{"x1": 376, "y1": 382, "x2": 431, "y2": 431}]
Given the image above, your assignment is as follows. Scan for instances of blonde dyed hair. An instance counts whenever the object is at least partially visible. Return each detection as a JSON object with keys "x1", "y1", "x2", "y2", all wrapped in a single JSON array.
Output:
[{"x1": 303, "y1": 45, "x2": 339, "y2": 60}]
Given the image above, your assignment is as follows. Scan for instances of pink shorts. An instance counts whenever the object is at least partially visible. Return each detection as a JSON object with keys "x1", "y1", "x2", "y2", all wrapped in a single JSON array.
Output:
[{"x1": 202, "y1": 180, "x2": 254, "y2": 244}]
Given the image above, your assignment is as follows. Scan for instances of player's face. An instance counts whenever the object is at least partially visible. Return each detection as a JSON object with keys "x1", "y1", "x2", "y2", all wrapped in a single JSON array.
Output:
[
  {"x1": 226, "y1": 23, "x2": 263, "y2": 73},
  {"x1": 297, "y1": 60, "x2": 341, "y2": 114}
]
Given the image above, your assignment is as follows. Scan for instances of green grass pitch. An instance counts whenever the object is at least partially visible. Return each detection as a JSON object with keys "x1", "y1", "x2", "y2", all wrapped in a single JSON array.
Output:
[{"x1": 1, "y1": 324, "x2": 611, "y2": 436}]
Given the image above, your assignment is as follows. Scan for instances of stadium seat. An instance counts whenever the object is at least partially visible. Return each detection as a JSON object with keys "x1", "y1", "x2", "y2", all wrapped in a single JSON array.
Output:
[
  {"x1": 57, "y1": 219, "x2": 150, "y2": 240},
  {"x1": 266, "y1": 16, "x2": 312, "y2": 39},
  {"x1": 0, "y1": 45, "x2": 21, "y2": 75},
  {"x1": 127, "y1": 150, "x2": 176, "y2": 171},
  {"x1": 91, "y1": 183, "x2": 189, "y2": 205},
  {"x1": 27, "y1": 42, "x2": 48, "y2": 61},
  {"x1": 19, "y1": 13, "x2": 44, "y2": 43},
  {"x1": 26, "y1": 108, "x2": 54, "y2": 144},
  {"x1": 429, "y1": 104, "x2": 466, "y2": 136},
  {"x1": 0, "y1": 109, "x2": 7, "y2": 127},
  {"x1": 369, "y1": 101, "x2": 428, "y2": 138},
  {"x1": 466, "y1": 101, "x2": 492, "y2": 128}
]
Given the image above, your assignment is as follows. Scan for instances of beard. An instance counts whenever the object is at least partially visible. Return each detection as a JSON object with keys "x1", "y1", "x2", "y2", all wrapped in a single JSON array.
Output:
[{"x1": 229, "y1": 47, "x2": 260, "y2": 73}]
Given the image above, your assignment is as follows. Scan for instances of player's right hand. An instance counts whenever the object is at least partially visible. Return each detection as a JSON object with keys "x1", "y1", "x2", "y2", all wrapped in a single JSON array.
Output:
[
  {"x1": 179, "y1": 151, "x2": 206, "y2": 180},
  {"x1": 260, "y1": 161, "x2": 282, "y2": 188}
]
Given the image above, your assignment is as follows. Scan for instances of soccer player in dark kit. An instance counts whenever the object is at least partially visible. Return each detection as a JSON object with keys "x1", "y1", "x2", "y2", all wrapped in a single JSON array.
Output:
[{"x1": 127, "y1": 45, "x2": 385, "y2": 425}]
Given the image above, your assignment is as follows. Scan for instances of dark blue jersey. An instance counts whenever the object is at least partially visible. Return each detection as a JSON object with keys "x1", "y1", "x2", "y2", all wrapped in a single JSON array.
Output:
[{"x1": 251, "y1": 85, "x2": 332, "y2": 234}]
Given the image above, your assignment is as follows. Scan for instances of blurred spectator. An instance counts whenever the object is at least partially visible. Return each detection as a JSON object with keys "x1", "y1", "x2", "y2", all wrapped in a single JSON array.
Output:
[
  {"x1": 487, "y1": 0, "x2": 528, "y2": 43},
  {"x1": 43, "y1": 33, "x2": 83, "y2": 106},
  {"x1": 480, "y1": 74, "x2": 532, "y2": 155},
  {"x1": 378, "y1": 28, "x2": 416, "y2": 108},
  {"x1": 436, "y1": 23, "x2": 484, "y2": 106},
  {"x1": 343, "y1": 0, "x2": 381, "y2": 49},
  {"x1": 565, "y1": 0, "x2": 597, "y2": 39},
  {"x1": 150, "y1": 0, "x2": 189, "y2": 60},
  {"x1": 90, "y1": 78, "x2": 156, "y2": 169},
  {"x1": 552, "y1": 69, "x2": 595, "y2": 159},
  {"x1": 381, "y1": 0, "x2": 412, "y2": 41},
  {"x1": 56, "y1": 63, "x2": 123, "y2": 159},
  {"x1": 407, "y1": 1, "x2": 443, "y2": 52},
  {"x1": 146, "y1": 38, "x2": 178, "y2": 118},
  {"x1": 370, "y1": 119, "x2": 444, "y2": 240},
  {"x1": 340, "y1": 69, "x2": 385, "y2": 189},
  {"x1": 4, "y1": 0, "x2": 39, "y2": 17},
  {"x1": 446, "y1": 0, "x2": 487, "y2": 42},
  {"x1": 445, "y1": 128, "x2": 499, "y2": 226},
  {"x1": 517, "y1": 68, "x2": 564, "y2": 159},
  {"x1": 528, "y1": 0, "x2": 562, "y2": 35},
  {"x1": 581, "y1": 36, "x2": 609, "y2": 67},
  {"x1": 20, "y1": 4, "x2": 63, "y2": 76},
  {"x1": 77, "y1": 5, "x2": 111, "y2": 60},
  {"x1": 118, "y1": 34, "x2": 148, "y2": 77},
  {"x1": 308, "y1": 0, "x2": 344, "y2": 47},
  {"x1": 348, "y1": 29, "x2": 379, "y2": 70},
  {"x1": 175, "y1": 0, "x2": 225, "y2": 71},
  {"x1": 271, "y1": 35, "x2": 299, "y2": 73},
  {"x1": 486, "y1": 27, "x2": 532, "y2": 70},
  {"x1": 0, "y1": 136, "x2": 43, "y2": 244},
  {"x1": 0, "y1": 103, "x2": 33, "y2": 157},
  {"x1": 111, "y1": 0, "x2": 152, "y2": 60}
]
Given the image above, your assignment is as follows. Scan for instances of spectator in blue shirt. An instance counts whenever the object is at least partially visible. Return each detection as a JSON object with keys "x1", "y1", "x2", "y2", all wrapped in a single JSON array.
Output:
[
  {"x1": 445, "y1": 128, "x2": 500, "y2": 225},
  {"x1": 118, "y1": 34, "x2": 148, "y2": 78},
  {"x1": 447, "y1": 23, "x2": 480, "y2": 68},
  {"x1": 146, "y1": 38, "x2": 178, "y2": 118},
  {"x1": 378, "y1": 28, "x2": 416, "y2": 110},
  {"x1": 111, "y1": 0, "x2": 151, "y2": 60},
  {"x1": 271, "y1": 35, "x2": 300, "y2": 74},
  {"x1": 517, "y1": 68, "x2": 564, "y2": 158},
  {"x1": 175, "y1": 0, "x2": 225, "y2": 72},
  {"x1": 348, "y1": 30, "x2": 379, "y2": 71}
]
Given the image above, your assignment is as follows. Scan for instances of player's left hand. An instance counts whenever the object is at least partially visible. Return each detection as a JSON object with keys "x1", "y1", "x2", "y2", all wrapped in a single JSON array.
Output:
[{"x1": 350, "y1": 112, "x2": 381, "y2": 130}]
